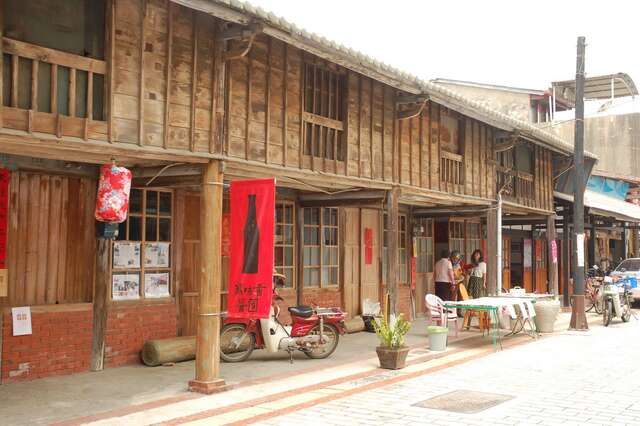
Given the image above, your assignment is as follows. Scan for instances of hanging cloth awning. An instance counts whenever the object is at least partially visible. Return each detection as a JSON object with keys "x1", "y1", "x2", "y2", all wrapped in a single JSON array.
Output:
[{"x1": 554, "y1": 190, "x2": 640, "y2": 222}]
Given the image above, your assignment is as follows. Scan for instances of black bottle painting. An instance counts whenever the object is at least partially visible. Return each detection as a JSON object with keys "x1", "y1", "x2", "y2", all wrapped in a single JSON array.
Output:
[{"x1": 242, "y1": 194, "x2": 259, "y2": 274}]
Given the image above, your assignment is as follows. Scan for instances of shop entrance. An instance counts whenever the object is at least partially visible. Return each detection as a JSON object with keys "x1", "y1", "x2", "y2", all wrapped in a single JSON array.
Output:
[{"x1": 360, "y1": 209, "x2": 381, "y2": 309}]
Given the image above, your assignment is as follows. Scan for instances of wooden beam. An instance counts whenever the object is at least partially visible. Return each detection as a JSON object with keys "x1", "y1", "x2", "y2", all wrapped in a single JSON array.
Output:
[
  {"x1": 245, "y1": 51, "x2": 251, "y2": 160},
  {"x1": 219, "y1": 22, "x2": 263, "y2": 41},
  {"x1": 386, "y1": 188, "x2": 399, "y2": 316},
  {"x1": 107, "y1": 0, "x2": 115, "y2": 143},
  {"x1": 282, "y1": 43, "x2": 288, "y2": 167},
  {"x1": 85, "y1": 71, "x2": 94, "y2": 140},
  {"x1": 189, "y1": 11, "x2": 198, "y2": 152},
  {"x1": 3, "y1": 38, "x2": 107, "y2": 74},
  {"x1": 369, "y1": 79, "x2": 374, "y2": 180},
  {"x1": 396, "y1": 94, "x2": 429, "y2": 104},
  {"x1": 357, "y1": 76, "x2": 362, "y2": 178},
  {"x1": 10, "y1": 54, "x2": 17, "y2": 108},
  {"x1": 69, "y1": 68, "x2": 77, "y2": 118},
  {"x1": 299, "y1": 189, "x2": 386, "y2": 204},
  {"x1": 90, "y1": 238, "x2": 109, "y2": 371},
  {"x1": 188, "y1": 160, "x2": 226, "y2": 394},
  {"x1": 486, "y1": 202, "x2": 498, "y2": 294},
  {"x1": 396, "y1": 102, "x2": 425, "y2": 120},
  {"x1": 264, "y1": 37, "x2": 271, "y2": 164},
  {"x1": 164, "y1": 0, "x2": 173, "y2": 149},
  {"x1": 300, "y1": 111, "x2": 344, "y2": 131}
]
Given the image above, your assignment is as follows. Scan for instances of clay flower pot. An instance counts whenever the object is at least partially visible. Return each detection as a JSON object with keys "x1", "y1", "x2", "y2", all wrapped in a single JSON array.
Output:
[{"x1": 376, "y1": 345, "x2": 410, "y2": 370}]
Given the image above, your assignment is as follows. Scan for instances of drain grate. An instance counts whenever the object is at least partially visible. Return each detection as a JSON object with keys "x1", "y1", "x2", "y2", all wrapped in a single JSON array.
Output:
[{"x1": 413, "y1": 390, "x2": 513, "y2": 414}]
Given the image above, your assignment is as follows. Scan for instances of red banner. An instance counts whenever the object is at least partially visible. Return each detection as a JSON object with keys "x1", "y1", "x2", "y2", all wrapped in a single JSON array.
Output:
[
  {"x1": 0, "y1": 169, "x2": 9, "y2": 269},
  {"x1": 227, "y1": 179, "x2": 275, "y2": 319},
  {"x1": 364, "y1": 228, "x2": 373, "y2": 265}
]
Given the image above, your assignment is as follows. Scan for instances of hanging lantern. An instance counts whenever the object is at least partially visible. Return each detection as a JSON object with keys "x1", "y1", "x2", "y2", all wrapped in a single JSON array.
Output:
[{"x1": 95, "y1": 163, "x2": 132, "y2": 223}]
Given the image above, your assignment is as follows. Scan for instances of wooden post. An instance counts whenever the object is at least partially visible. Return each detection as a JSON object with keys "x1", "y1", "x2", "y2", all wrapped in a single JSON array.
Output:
[
  {"x1": 386, "y1": 188, "x2": 399, "y2": 316},
  {"x1": 547, "y1": 214, "x2": 558, "y2": 296},
  {"x1": 90, "y1": 238, "x2": 110, "y2": 371},
  {"x1": 486, "y1": 202, "x2": 498, "y2": 295},
  {"x1": 188, "y1": 160, "x2": 226, "y2": 394}
]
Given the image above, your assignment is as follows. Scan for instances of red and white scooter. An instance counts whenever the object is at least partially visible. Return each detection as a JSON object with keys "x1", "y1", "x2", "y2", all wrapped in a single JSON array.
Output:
[{"x1": 220, "y1": 274, "x2": 346, "y2": 362}]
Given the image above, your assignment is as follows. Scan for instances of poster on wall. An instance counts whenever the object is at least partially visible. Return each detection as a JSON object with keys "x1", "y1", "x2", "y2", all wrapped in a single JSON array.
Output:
[
  {"x1": 112, "y1": 272, "x2": 140, "y2": 300},
  {"x1": 11, "y1": 306, "x2": 32, "y2": 336},
  {"x1": 145, "y1": 272, "x2": 170, "y2": 298},
  {"x1": 144, "y1": 242, "x2": 170, "y2": 268},
  {"x1": 227, "y1": 179, "x2": 275, "y2": 319},
  {"x1": 551, "y1": 240, "x2": 558, "y2": 264},
  {"x1": 576, "y1": 233, "x2": 585, "y2": 267},
  {"x1": 113, "y1": 242, "x2": 141, "y2": 268},
  {"x1": 364, "y1": 228, "x2": 373, "y2": 265},
  {"x1": 523, "y1": 239, "x2": 533, "y2": 268},
  {"x1": 0, "y1": 168, "x2": 9, "y2": 270}
]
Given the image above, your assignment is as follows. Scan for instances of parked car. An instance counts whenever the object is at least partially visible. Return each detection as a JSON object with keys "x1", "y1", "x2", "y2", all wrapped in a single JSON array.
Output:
[{"x1": 610, "y1": 258, "x2": 640, "y2": 301}]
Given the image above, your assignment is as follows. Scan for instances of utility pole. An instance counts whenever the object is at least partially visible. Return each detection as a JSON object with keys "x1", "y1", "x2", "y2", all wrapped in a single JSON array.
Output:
[{"x1": 569, "y1": 36, "x2": 588, "y2": 330}]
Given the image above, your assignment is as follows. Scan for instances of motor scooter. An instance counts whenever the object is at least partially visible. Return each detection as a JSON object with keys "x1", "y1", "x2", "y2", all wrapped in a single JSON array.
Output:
[
  {"x1": 220, "y1": 274, "x2": 346, "y2": 362},
  {"x1": 601, "y1": 276, "x2": 632, "y2": 326}
]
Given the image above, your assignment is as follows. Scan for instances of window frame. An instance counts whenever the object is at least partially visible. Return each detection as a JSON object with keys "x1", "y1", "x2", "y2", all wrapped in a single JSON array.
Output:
[
  {"x1": 302, "y1": 207, "x2": 339, "y2": 288},
  {"x1": 415, "y1": 218, "x2": 434, "y2": 274},
  {"x1": 274, "y1": 200, "x2": 296, "y2": 289},
  {"x1": 111, "y1": 188, "x2": 174, "y2": 302},
  {"x1": 302, "y1": 61, "x2": 346, "y2": 161}
]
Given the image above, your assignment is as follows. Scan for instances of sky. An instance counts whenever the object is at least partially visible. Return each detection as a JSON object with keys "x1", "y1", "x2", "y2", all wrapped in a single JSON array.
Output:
[{"x1": 247, "y1": 0, "x2": 640, "y2": 91}]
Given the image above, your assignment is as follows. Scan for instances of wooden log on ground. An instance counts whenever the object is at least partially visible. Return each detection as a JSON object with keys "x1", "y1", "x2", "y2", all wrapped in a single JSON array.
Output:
[{"x1": 142, "y1": 336, "x2": 197, "y2": 367}]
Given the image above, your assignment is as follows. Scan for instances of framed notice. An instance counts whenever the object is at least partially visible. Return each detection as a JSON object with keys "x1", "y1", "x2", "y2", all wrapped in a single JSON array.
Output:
[
  {"x1": 144, "y1": 242, "x2": 170, "y2": 268},
  {"x1": 112, "y1": 272, "x2": 140, "y2": 300},
  {"x1": 145, "y1": 272, "x2": 170, "y2": 298},
  {"x1": 113, "y1": 242, "x2": 141, "y2": 269},
  {"x1": 12, "y1": 306, "x2": 32, "y2": 336}
]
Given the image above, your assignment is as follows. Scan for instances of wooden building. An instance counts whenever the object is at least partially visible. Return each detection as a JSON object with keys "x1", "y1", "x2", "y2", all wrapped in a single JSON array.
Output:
[{"x1": 0, "y1": 0, "x2": 595, "y2": 384}]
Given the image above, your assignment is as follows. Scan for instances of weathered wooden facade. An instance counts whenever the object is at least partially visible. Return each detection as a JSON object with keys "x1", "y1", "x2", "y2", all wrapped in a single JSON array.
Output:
[{"x1": 0, "y1": 0, "x2": 586, "y2": 384}]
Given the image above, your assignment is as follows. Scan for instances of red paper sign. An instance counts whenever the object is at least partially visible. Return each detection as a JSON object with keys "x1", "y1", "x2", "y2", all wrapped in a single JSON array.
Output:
[
  {"x1": 221, "y1": 213, "x2": 231, "y2": 257},
  {"x1": 411, "y1": 258, "x2": 417, "y2": 290},
  {"x1": 364, "y1": 228, "x2": 373, "y2": 265},
  {"x1": 0, "y1": 169, "x2": 8, "y2": 268},
  {"x1": 227, "y1": 179, "x2": 275, "y2": 319},
  {"x1": 551, "y1": 240, "x2": 558, "y2": 264}
]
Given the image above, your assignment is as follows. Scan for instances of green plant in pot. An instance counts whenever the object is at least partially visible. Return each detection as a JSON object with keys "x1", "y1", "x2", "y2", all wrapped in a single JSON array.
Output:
[{"x1": 373, "y1": 314, "x2": 411, "y2": 370}]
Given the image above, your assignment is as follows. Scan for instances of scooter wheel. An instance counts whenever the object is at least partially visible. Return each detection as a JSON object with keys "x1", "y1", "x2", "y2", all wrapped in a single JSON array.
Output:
[
  {"x1": 603, "y1": 299, "x2": 612, "y2": 327},
  {"x1": 220, "y1": 323, "x2": 255, "y2": 362},
  {"x1": 622, "y1": 307, "x2": 631, "y2": 323},
  {"x1": 304, "y1": 324, "x2": 339, "y2": 359}
]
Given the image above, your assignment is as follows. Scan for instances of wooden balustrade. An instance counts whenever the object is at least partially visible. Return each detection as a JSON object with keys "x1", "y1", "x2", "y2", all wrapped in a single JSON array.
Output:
[
  {"x1": 497, "y1": 166, "x2": 535, "y2": 204},
  {"x1": 1, "y1": 37, "x2": 108, "y2": 140},
  {"x1": 440, "y1": 150, "x2": 464, "y2": 190}
]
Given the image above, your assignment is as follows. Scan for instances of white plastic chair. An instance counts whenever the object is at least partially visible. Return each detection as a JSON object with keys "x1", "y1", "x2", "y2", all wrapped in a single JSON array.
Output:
[{"x1": 425, "y1": 294, "x2": 458, "y2": 336}]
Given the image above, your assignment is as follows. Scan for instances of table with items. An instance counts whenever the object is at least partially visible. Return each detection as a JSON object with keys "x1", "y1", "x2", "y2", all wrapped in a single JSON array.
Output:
[{"x1": 443, "y1": 297, "x2": 538, "y2": 350}]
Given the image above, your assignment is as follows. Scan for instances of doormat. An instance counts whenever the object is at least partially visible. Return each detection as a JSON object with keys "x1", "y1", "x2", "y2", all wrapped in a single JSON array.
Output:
[{"x1": 413, "y1": 390, "x2": 513, "y2": 414}]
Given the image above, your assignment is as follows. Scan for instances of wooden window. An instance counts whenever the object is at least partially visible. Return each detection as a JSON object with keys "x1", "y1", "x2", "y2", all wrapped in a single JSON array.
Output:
[
  {"x1": 398, "y1": 214, "x2": 407, "y2": 284},
  {"x1": 303, "y1": 207, "x2": 339, "y2": 287},
  {"x1": 2, "y1": 0, "x2": 106, "y2": 120},
  {"x1": 113, "y1": 189, "x2": 173, "y2": 301},
  {"x1": 449, "y1": 220, "x2": 465, "y2": 257},
  {"x1": 275, "y1": 200, "x2": 296, "y2": 288},
  {"x1": 415, "y1": 218, "x2": 434, "y2": 273},
  {"x1": 496, "y1": 144, "x2": 534, "y2": 202},
  {"x1": 465, "y1": 221, "x2": 482, "y2": 263},
  {"x1": 302, "y1": 62, "x2": 345, "y2": 161}
]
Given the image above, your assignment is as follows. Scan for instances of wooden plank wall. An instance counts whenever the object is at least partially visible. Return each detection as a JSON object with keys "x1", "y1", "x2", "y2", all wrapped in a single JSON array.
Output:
[
  {"x1": 0, "y1": 171, "x2": 96, "y2": 308},
  {"x1": 533, "y1": 145, "x2": 554, "y2": 212}
]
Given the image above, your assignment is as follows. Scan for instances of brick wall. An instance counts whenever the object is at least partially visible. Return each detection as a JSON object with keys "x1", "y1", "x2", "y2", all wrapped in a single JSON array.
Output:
[
  {"x1": 104, "y1": 303, "x2": 177, "y2": 367},
  {"x1": 1, "y1": 306, "x2": 93, "y2": 382}
]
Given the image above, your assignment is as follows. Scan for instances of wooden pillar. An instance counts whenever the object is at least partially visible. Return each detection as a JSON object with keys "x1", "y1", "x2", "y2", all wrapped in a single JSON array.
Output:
[
  {"x1": 386, "y1": 188, "x2": 399, "y2": 316},
  {"x1": 622, "y1": 226, "x2": 628, "y2": 259},
  {"x1": 90, "y1": 238, "x2": 110, "y2": 371},
  {"x1": 562, "y1": 209, "x2": 571, "y2": 307},
  {"x1": 486, "y1": 203, "x2": 499, "y2": 295},
  {"x1": 188, "y1": 160, "x2": 226, "y2": 394},
  {"x1": 547, "y1": 214, "x2": 558, "y2": 296},
  {"x1": 633, "y1": 226, "x2": 639, "y2": 258},
  {"x1": 589, "y1": 219, "x2": 597, "y2": 268}
]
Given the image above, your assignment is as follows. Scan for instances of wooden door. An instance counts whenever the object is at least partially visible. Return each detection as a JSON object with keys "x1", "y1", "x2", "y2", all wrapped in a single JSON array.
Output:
[
  {"x1": 534, "y1": 239, "x2": 548, "y2": 293},
  {"x1": 523, "y1": 238, "x2": 533, "y2": 292},
  {"x1": 502, "y1": 236, "x2": 511, "y2": 290},
  {"x1": 176, "y1": 192, "x2": 201, "y2": 336},
  {"x1": 360, "y1": 209, "x2": 380, "y2": 311},
  {"x1": 414, "y1": 218, "x2": 434, "y2": 315},
  {"x1": 342, "y1": 208, "x2": 360, "y2": 318}
]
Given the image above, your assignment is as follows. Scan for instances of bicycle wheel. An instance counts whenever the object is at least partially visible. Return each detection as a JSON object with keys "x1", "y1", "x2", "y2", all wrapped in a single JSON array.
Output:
[
  {"x1": 220, "y1": 323, "x2": 255, "y2": 362},
  {"x1": 585, "y1": 294, "x2": 595, "y2": 312},
  {"x1": 603, "y1": 299, "x2": 612, "y2": 327},
  {"x1": 593, "y1": 291, "x2": 603, "y2": 314}
]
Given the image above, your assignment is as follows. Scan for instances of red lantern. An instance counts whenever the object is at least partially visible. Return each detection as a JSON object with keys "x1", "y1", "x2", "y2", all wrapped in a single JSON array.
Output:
[{"x1": 95, "y1": 163, "x2": 132, "y2": 223}]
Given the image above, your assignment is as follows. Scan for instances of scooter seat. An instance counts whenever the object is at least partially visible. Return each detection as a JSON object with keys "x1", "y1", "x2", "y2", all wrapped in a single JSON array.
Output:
[{"x1": 288, "y1": 305, "x2": 314, "y2": 318}]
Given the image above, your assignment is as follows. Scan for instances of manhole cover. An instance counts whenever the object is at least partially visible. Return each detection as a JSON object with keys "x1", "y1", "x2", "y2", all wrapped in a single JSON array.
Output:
[{"x1": 413, "y1": 390, "x2": 513, "y2": 414}]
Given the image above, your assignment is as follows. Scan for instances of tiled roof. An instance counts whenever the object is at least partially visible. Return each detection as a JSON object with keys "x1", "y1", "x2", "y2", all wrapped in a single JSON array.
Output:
[{"x1": 204, "y1": 0, "x2": 597, "y2": 159}]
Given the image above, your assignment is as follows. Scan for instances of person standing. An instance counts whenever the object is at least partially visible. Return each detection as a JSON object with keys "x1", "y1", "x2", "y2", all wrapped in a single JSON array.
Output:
[
  {"x1": 467, "y1": 249, "x2": 487, "y2": 299},
  {"x1": 435, "y1": 250, "x2": 455, "y2": 300}
]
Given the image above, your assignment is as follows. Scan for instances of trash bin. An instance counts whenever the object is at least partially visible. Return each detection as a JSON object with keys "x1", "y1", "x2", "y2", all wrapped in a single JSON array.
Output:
[{"x1": 427, "y1": 326, "x2": 448, "y2": 351}]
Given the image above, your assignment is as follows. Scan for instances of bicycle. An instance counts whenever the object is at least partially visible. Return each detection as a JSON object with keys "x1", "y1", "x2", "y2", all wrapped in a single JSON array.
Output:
[{"x1": 569, "y1": 277, "x2": 603, "y2": 313}]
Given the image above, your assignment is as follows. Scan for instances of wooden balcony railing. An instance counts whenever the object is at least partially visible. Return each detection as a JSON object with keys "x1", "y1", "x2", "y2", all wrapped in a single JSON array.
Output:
[
  {"x1": 497, "y1": 167, "x2": 535, "y2": 204},
  {"x1": 1, "y1": 37, "x2": 108, "y2": 140},
  {"x1": 440, "y1": 150, "x2": 464, "y2": 189}
]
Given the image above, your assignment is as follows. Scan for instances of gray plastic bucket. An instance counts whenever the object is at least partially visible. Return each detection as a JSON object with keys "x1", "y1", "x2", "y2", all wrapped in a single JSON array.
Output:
[{"x1": 427, "y1": 326, "x2": 448, "y2": 351}]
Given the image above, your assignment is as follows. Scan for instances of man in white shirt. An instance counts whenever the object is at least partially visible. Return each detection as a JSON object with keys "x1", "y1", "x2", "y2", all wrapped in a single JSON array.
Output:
[{"x1": 434, "y1": 250, "x2": 455, "y2": 300}]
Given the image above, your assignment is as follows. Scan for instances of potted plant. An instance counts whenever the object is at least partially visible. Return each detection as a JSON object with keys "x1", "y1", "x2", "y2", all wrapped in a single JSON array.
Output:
[{"x1": 373, "y1": 314, "x2": 411, "y2": 369}]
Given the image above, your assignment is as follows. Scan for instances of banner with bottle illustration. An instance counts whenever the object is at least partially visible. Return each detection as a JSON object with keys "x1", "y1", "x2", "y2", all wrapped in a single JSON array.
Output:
[{"x1": 227, "y1": 179, "x2": 275, "y2": 319}]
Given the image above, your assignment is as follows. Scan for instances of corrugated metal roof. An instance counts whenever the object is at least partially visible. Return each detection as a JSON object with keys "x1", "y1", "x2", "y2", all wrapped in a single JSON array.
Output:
[
  {"x1": 553, "y1": 73, "x2": 638, "y2": 103},
  {"x1": 179, "y1": 0, "x2": 597, "y2": 160}
]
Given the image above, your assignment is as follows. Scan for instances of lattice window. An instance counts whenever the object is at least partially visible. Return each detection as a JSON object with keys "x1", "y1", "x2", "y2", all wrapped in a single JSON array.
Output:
[
  {"x1": 415, "y1": 218, "x2": 434, "y2": 273},
  {"x1": 302, "y1": 62, "x2": 346, "y2": 161},
  {"x1": 303, "y1": 207, "x2": 339, "y2": 287},
  {"x1": 275, "y1": 200, "x2": 296, "y2": 288},
  {"x1": 465, "y1": 221, "x2": 482, "y2": 263},
  {"x1": 398, "y1": 215, "x2": 407, "y2": 284}
]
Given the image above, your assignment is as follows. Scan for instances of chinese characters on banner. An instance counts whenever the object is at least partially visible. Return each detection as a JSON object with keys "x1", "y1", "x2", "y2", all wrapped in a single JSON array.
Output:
[
  {"x1": 0, "y1": 168, "x2": 8, "y2": 270},
  {"x1": 221, "y1": 213, "x2": 231, "y2": 257},
  {"x1": 551, "y1": 240, "x2": 558, "y2": 264},
  {"x1": 227, "y1": 179, "x2": 275, "y2": 319}
]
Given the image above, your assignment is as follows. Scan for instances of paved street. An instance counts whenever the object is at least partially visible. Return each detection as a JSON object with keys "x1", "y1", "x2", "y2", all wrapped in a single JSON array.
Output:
[{"x1": 257, "y1": 319, "x2": 640, "y2": 426}]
